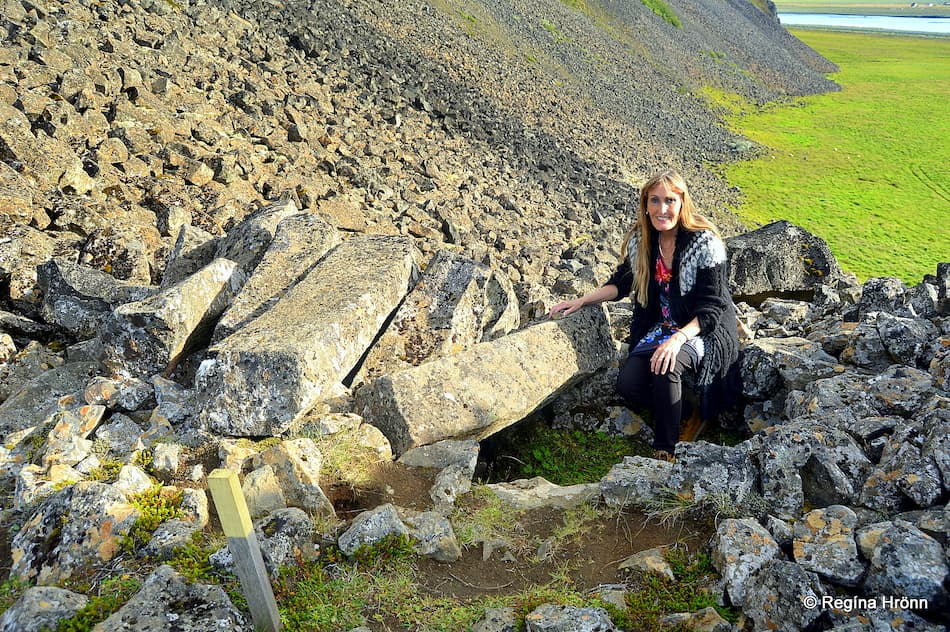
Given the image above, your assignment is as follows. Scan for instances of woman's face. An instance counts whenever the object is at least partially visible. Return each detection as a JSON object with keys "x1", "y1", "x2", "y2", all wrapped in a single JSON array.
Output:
[{"x1": 646, "y1": 181, "x2": 682, "y2": 234}]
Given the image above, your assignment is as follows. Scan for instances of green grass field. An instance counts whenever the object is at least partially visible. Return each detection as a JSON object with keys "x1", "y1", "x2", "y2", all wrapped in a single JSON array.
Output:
[
  {"x1": 720, "y1": 29, "x2": 950, "y2": 284},
  {"x1": 773, "y1": 1, "x2": 950, "y2": 16}
]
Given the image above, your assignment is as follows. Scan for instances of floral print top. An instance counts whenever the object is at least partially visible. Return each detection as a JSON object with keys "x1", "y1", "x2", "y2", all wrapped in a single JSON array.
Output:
[{"x1": 631, "y1": 253, "x2": 678, "y2": 355}]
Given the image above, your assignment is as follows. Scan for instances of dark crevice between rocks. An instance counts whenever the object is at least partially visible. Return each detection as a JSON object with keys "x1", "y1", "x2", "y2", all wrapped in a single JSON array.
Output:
[
  {"x1": 342, "y1": 283, "x2": 414, "y2": 390},
  {"x1": 325, "y1": 480, "x2": 386, "y2": 520},
  {"x1": 733, "y1": 289, "x2": 815, "y2": 309}
]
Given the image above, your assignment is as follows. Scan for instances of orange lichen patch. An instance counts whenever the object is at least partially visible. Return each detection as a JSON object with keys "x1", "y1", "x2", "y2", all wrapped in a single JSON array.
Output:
[
  {"x1": 805, "y1": 512, "x2": 827, "y2": 531},
  {"x1": 95, "y1": 518, "x2": 119, "y2": 561}
]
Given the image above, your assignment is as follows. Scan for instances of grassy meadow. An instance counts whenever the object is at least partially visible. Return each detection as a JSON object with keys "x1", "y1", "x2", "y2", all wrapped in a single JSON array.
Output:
[
  {"x1": 773, "y1": 0, "x2": 950, "y2": 16},
  {"x1": 716, "y1": 29, "x2": 950, "y2": 284}
]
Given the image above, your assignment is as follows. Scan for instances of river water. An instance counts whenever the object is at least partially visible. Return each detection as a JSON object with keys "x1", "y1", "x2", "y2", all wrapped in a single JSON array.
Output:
[{"x1": 777, "y1": 13, "x2": 950, "y2": 35}]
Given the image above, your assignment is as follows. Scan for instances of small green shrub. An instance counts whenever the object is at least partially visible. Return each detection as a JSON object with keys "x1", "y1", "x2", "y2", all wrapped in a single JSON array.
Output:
[
  {"x1": 121, "y1": 485, "x2": 183, "y2": 554},
  {"x1": 85, "y1": 459, "x2": 124, "y2": 483},
  {"x1": 168, "y1": 532, "x2": 221, "y2": 584},
  {"x1": 132, "y1": 448, "x2": 153, "y2": 472},
  {"x1": 641, "y1": 0, "x2": 682, "y2": 28}
]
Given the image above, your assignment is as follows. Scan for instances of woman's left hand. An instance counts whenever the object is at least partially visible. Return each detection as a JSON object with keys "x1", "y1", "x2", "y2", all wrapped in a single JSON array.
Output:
[{"x1": 651, "y1": 332, "x2": 686, "y2": 375}]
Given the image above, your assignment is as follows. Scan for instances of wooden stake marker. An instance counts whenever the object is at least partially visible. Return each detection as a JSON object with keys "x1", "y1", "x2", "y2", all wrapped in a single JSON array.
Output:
[{"x1": 208, "y1": 468, "x2": 282, "y2": 632}]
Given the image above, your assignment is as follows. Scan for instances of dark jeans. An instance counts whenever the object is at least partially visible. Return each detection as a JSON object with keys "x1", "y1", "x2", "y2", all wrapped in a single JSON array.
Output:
[{"x1": 616, "y1": 347, "x2": 697, "y2": 453}]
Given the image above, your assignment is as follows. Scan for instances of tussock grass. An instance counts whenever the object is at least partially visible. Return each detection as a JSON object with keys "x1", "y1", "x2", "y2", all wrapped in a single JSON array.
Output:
[{"x1": 719, "y1": 30, "x2": 950, "y2": 283}]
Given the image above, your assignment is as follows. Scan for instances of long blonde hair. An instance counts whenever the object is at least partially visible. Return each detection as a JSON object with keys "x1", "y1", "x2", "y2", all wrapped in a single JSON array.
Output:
[{"x1": 620, "y1": 170, "x2": 720, "y2": 307}]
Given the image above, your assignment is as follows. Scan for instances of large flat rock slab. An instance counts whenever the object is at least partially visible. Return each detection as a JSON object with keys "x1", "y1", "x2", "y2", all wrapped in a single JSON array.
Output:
[
  {"x1": 196, "y1": 235, "x2": 417, "y2": 436},
  {"x1": 356, "y1": 306, "x2": 614, "y2": 455},
  {"x1": 353, "y1": 249, "x2": 519, "y2": 386},
  {"x1": 212, "y1": 212, "x2": 340, "y2": 343}
]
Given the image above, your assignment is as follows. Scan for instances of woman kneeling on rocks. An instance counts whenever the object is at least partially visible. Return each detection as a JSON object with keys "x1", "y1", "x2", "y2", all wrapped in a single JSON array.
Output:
[{"x1": 549, "y1": 170, "x2": 740, "y2": 462}]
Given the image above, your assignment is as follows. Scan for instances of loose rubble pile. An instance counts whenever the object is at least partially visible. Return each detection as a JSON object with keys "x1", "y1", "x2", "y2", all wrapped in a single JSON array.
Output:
[{"x1": 1, "y1": 0, "x2": 947, "y2": 630}]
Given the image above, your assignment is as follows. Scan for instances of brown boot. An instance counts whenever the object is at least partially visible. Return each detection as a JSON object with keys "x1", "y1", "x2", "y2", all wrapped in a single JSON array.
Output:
[
  {"x1": 652, "y1": 449, "x2": 675, "y2": 463},
  {"x1": 678, "y1": 409, "x2": 707, "y2": 443}
]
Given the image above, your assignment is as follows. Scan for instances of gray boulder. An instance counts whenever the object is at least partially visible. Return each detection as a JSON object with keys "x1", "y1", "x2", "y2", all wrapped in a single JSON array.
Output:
[
  {"x1": 931, "y1": 338, "x2": 950, "y2": 392},
  {"x1": 758, "y1": 418, "x2": 872, "y2": 518},
  {"x1": 524, "y1": 604, "x2": 617, "y2": 631},
  {"x1": 91, "y1": 565, "x2": 246, "y2": 631},
  {"x1": 921, "y1": 409, "x2": 950, "y2": 494},
  {"x1": 337, "y1": 503, "x2": 410, "y2": 557},
  {"x1": 37, "y1": 258, "x2": 153, "y2": 339},
  {"x1": 196, "y1": 235, "x2": 416, "y2": 436},
  {"x1": 83, "y1": 375, "x2": 154, "y2": 412},
  {"x1": 710, "y1": 517, "x2": 781, "y2": 607},
  {"x1": 401, "y1": 509, "x2": 462, "y2": 562},
  {"x1": 792, "y1": 505, "x2": 865, "y2": 586},
  {"x1": 100, "y1": 258, "x2": 245, "y2": 378},
  {"x1": 0, "y1": 340, "x2": 65, "y2": 403},
  {"x1": 860, "y1": 417, "x2": 943, "y2": 512},
  {"x1": 785, "y1": 372, "x2": 880, "y2": 423},
  {"x1": 242, "y1": 465, "x2": 287, "y2": 519},
  {"x1": 726, "y1": 220, "x2": 841, "y2": 303},
  {"x1": 487, "y1": 477, "x2": 599, "y2": 511},
  {"x1": 875, "y1": 312, "x2": 940, "y2": 368},
  {"x1": 741, "y1": 336, "x2": 840, "y2": 399},
  {"x1": 657, "y1": 607, "x2": 732, "y2": 632},
  {"x1": 859, "y1": 276, "x2": 912, "y2": 318},
  {"x1": 151, "y1": 375, "x2": 196, "y2": 424},
  {"x1": 398, "y1": 439, "x2": 479, "y2": 507},
  {"x1": 841, "y1": 312, "x2": 892, "y2": 371},
  {"x1": 0, "y1": 102, "x2": 93, "y2": 195},
  {"x1": 249, "y1": 439, "x2": 335, "y2": 518},
  {"x1": 0, "y1": 586, "x2": 88, "y2": 632},
  {"x1": 0, "y1": 361, "x2": 100, "y2": 438},
  {"x1": 866, "y1": 364, "x2": 935, "y2": 418},
  {"x1": 213, "y1": 198, "x2": 302, "y2": 274},
  {"x1": 10, "y1": 482, "x2": 138, "y2": 584},
  {"x1": 356, "y1": 305, "x2": 614, "y2": 455},
  {"x1": 668, "y1": 440, "x2": 758, "y2": 506},
  {"x1": 827, "y1": 608, "x2": 944, "y2": 632},
  {"x1": 92, "y1": 413, "x2": 145, "y2": 459},
  {"x1": 472, "y1": 607, "x2": 517, "y2": 632},
  {"x1": 160, "y1": 224, "x2": 219, "y2": 288},
  {"x1": 599, "y1": 456, "x2": 673, "y2": 508},
  {"x1": 863, "y1": 520, "x2": 950, "y2": 610},
  {"x1": 0, "y1": 225, "x2": 70, "y2": 314},
  {"x1": 758, "y1": 297, "x2": 811, "y2": 333},
  {"x1": 742, "y1": 559, "x2": 824, "y2": 632},
  {"x1": 256, "y1": 508, "x2": 319, "y2": 574}
]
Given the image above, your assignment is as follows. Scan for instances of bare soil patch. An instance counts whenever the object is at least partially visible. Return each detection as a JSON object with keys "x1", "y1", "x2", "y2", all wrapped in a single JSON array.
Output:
[{"x1": 415, "y1": 505, "x2": 710, "y2": 601}]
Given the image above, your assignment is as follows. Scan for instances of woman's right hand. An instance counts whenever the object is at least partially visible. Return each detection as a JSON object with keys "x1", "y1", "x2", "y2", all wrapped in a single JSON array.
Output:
[{"x1": 549, "y1": 297, "x2": 586, "y2": 319}]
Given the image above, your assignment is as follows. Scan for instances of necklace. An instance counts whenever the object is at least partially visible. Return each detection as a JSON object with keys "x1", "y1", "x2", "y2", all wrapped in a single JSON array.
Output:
[{"x1": 659, "y1": 239, "x2": 675, "y2": 262}]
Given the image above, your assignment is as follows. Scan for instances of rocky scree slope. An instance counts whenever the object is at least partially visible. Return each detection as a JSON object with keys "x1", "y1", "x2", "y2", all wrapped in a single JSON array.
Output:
[{"x1": 7, "y1": 0, "x2": 948, "y2": 631}]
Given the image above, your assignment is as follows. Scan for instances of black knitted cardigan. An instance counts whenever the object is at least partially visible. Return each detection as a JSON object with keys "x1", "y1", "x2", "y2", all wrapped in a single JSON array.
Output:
[{"x1": 605, "y1": 228, "x2": 740, "y2": 421}]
